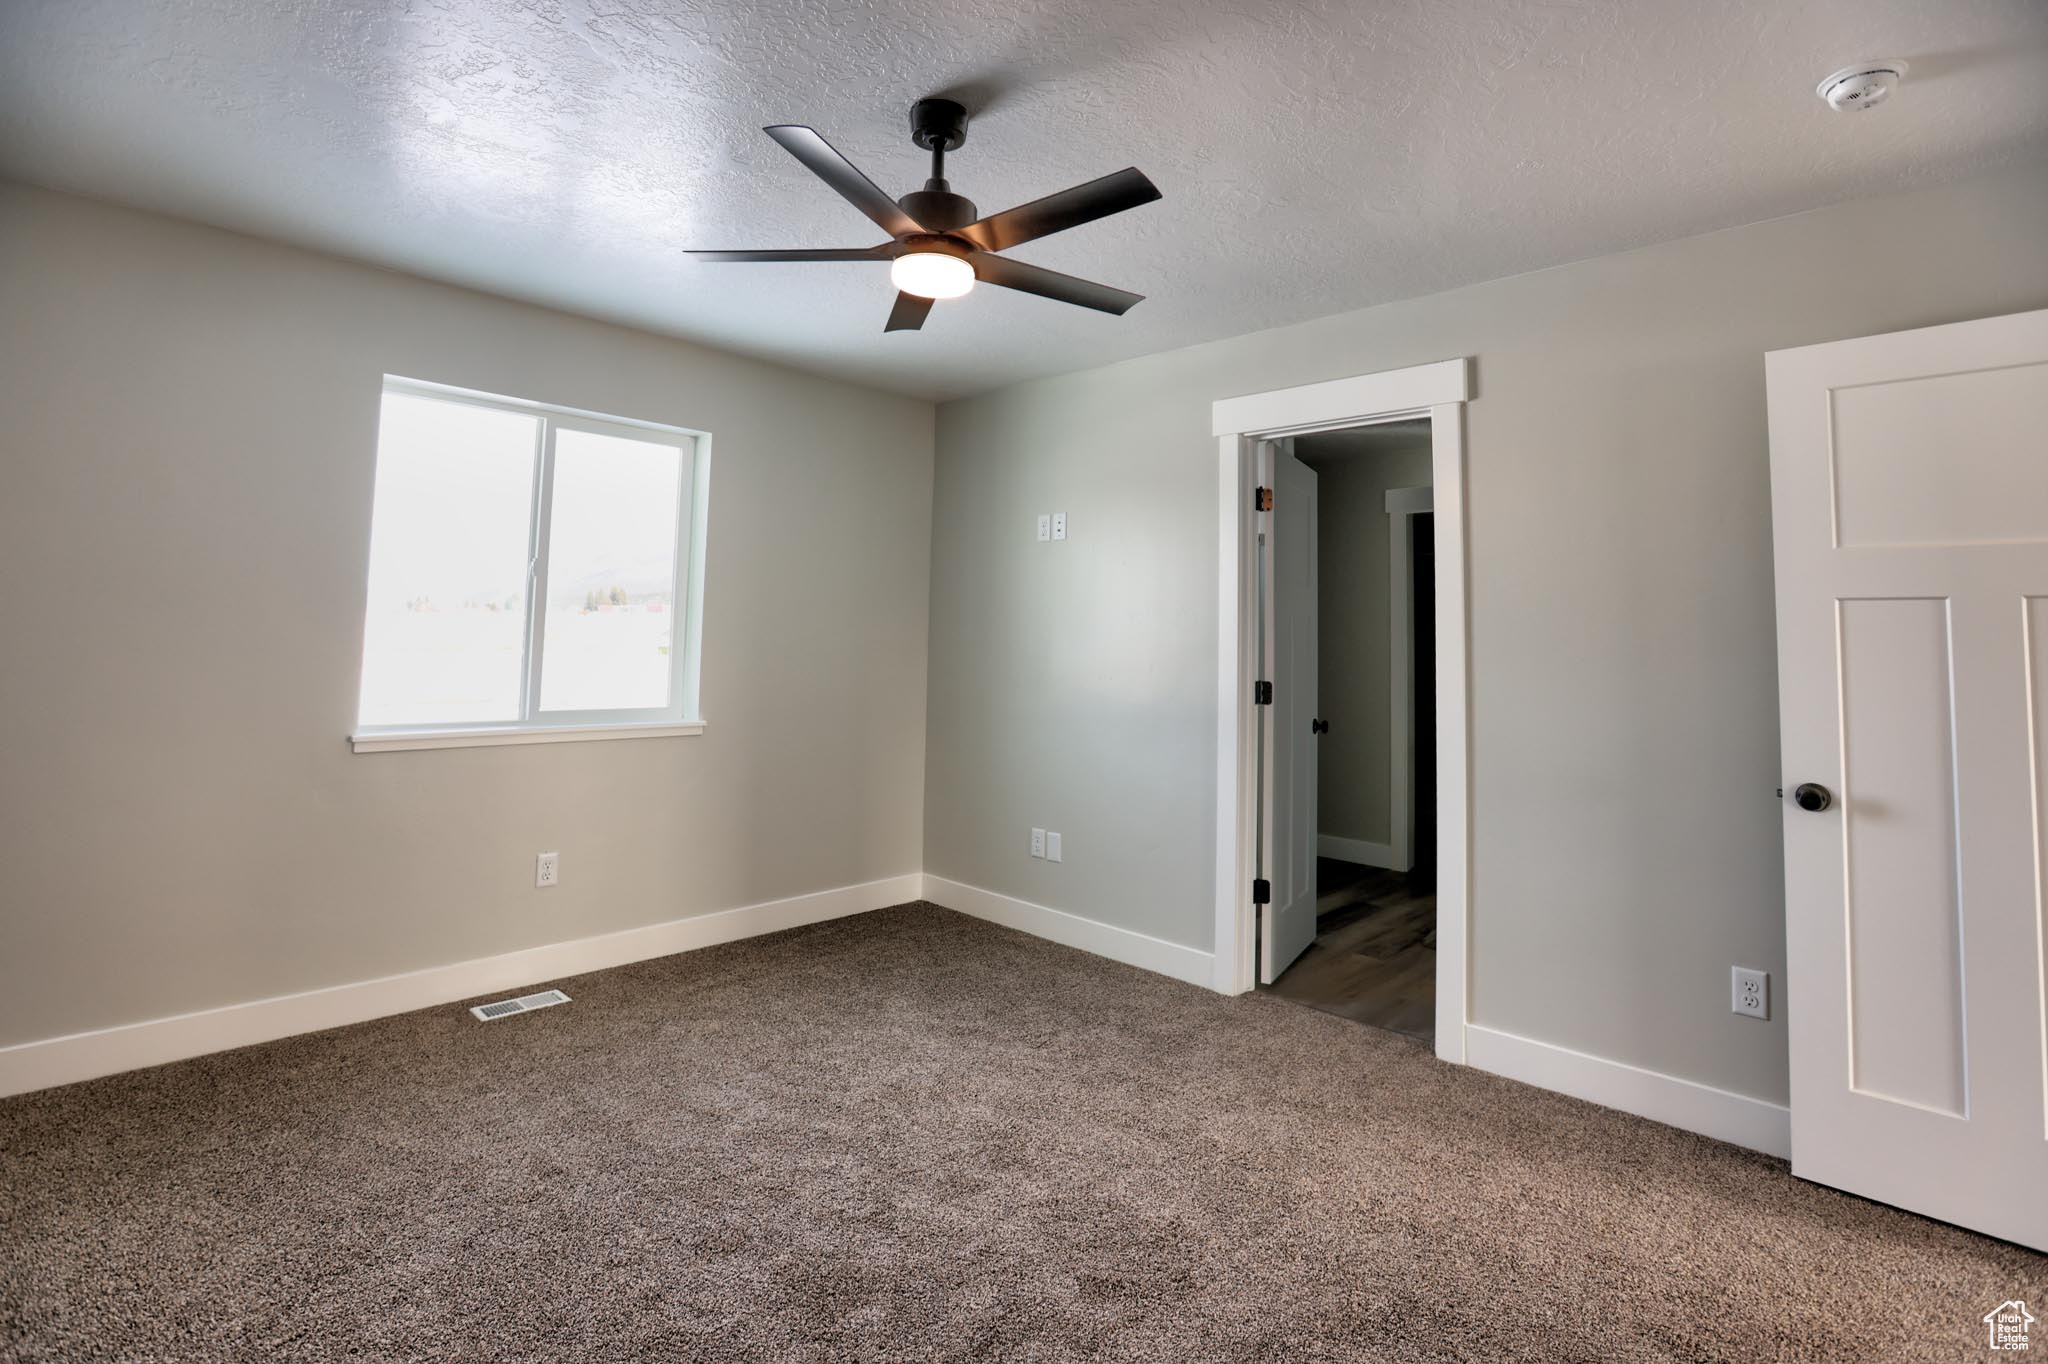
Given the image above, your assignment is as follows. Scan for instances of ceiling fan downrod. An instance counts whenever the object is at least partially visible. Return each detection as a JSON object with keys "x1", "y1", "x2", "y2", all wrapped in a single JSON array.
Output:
[{"x1": 901, "y1": 98, "x2": 976, "y2": 232}]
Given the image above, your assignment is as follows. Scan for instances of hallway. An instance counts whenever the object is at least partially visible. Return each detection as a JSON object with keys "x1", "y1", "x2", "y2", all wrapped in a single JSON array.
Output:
[{"x1": 1265, "y1": 858, "x2": 1436, "y2": 1044}]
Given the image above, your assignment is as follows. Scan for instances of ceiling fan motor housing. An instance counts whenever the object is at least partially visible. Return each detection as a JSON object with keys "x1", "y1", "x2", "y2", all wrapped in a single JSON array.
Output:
[
  {"x1": 909, "y1": 97, "x2": 968, "y2": 152},
  {"x1": 894, "y1": 232, "x2": 975, "y2": 263},
  {"x1": 902, "y1": 99, "x2": 976, "y2": 230},
  {"x1": 898, "y1": 189, "x2": 978, "y2": 232},
  {"x1": 685, "y1": 98, "x2": 1158, "y2": 331}
]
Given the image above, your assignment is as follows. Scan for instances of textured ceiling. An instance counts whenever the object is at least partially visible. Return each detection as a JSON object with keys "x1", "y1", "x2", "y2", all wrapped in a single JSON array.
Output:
[{"x1": 2, "y1": 0, "x2": 2044, "y2": 400}]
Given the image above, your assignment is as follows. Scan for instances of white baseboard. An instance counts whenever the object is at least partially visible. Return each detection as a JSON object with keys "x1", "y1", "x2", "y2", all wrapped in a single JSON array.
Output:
[
  {"x1": 921, "y1": 875, "x2": 1216, "y2": 989},
  {"x1": 1317, "y1": 834, "x2": 1401, "y2": 869},
  {"x1": 0, "y1": 870, "x2": 1792, "y2": 1170},
  {"x1": 0, "y1": 873, "x2": 923, "y2": 1099},
  {"x1": 1463, "y1": 1023, "x2": 1790, "y2": 1159}
]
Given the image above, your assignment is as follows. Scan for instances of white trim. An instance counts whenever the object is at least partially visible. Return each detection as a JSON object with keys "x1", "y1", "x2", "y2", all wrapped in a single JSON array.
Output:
[
  {"x1": 355, "y1": 375, "x2": 708, "y2": 745},
  {"x1": 351, "y1": 720, "x2": 706, "y2": 752},
  {"x1": 922, "y1": 875, "x2": 1216, "y2": 989},
  {"x1": 524, "y1": 415, "x2": 561, "y2": 718},
  {"x1": 1385, "y1": 485, "x2": 1434, "y2": 876},
  {"x1": 1427, "y1": 402, "x2": 1470, "y2": 1060},
  {"x1": 381, "y1": 374, "x2": 712, "y2": 441},
  {"x1": 0, "y1": 851, "x2": 1790, "y2": 1169},
  {"x1": 0, "y1": 872, "x2": 920, "y2": 1098},
  {"x1": 1211, "y1": 360, "x2": 1473, "y2": 1067},
  {"x1": 1384, "y1": 485, "x2": 1435, "y2": 516},
  {"x1": 0, "y1": 858, "x2": 1792, "y2": 1163},
  {"x1": 1255, "y1": 438, "x2": 1281, "y2": 982},
  {"x1": 1216, "y1": 434, "x2": 1263, "y2": 995},
  {"x1": 1386, "y1": 501, "x2": 1415, "y2": 874},
  {"x1": 1211, "y1": 358, "x2": 1470, "y2": 439},
  {"x1": 1316, "y1": 835, "x2": 1396, "y2": 868},
  {"x1": 1464, "y1": 1024, "x2": 1791, "y2": 1159}
]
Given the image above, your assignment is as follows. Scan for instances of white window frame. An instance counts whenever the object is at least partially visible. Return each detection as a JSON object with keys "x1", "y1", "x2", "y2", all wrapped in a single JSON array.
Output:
[{"x1": 351, "y1": 376, "x2": 711, "y2": 753}]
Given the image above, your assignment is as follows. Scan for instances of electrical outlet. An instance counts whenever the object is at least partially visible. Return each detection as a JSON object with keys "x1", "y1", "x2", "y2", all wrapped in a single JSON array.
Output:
[
  {"x1": 1030, "y1": 828, "x2": 1046, "y2": 859},
  {"x1": 1731, "y1": 966, "x2": 1767, "y2": 1019},
  {"x1": 1036, "y1": 514, "x2": 1051, "y2": 542},
  {"x1": 1046, "y1": 831, "x2": 1063, "y2": 863},
  {"x1": 1051, "y1": 511, "x2": 1067, "y2": 541},
  {"x1": 536, "y1": 851, "x2": 560, "y2": 888}
]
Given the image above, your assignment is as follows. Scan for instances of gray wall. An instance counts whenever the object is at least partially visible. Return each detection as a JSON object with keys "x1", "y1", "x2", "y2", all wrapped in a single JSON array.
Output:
[
  {"x1": 1295, "y1": 430, "x2": 1432, "y2": 852},
  {"x1": 0, "y1": 182, "x2": 934, "y2": 1047},
  {"x1": 925, "y1": 166, "x2": 2048, "y2": 1105}
]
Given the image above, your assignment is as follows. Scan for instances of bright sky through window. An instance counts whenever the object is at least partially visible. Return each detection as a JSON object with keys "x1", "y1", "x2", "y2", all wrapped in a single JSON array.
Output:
[{"x1": 355, "y1": 381, "x2": 702, "y2": 741}]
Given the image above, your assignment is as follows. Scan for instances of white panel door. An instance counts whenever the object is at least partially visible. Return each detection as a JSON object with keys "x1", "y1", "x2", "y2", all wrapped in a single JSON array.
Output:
[
  {"x1": 1261, "y1": 444, "x2": 1320, "y2": 984},
  {"x1": 1767, "y1": 308, "x2": 2048, "y2": 1251}
]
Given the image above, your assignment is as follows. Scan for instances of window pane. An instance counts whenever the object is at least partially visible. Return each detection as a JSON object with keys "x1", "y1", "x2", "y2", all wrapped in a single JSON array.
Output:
[
  {"x1": 538, "y1": 427, "x2": 685, "y2": 713},
  {"x1": 357, "y1": 393, "x2": 538, "y2": 726}
]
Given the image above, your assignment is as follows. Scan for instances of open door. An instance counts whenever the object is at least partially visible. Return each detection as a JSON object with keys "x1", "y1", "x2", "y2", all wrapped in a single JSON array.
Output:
[
  {"x1": 1767, "y1": 308, "x2": 2048, "y2": 1251},
  {"x1": 1259, "y1": 442, "x2": 1319, "y2": 984}
]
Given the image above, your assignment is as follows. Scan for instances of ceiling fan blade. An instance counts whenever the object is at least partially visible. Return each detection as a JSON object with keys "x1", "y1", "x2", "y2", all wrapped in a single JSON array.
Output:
[
  {"x1": 763, "y1": 125, "x2": 924, "y2": 238},
  {"x1": 686, "y1": 247, "x2": 893, "y2": 262},
  {"x1": 957, "y1": 168, "x2": 1161, "y2": 253},
  {"x1": 971, "y1": 254, "x2": 1144, "y2": 315},
  {"x1": 884, "y1": 292, "x2": 934, "y2": 332}
]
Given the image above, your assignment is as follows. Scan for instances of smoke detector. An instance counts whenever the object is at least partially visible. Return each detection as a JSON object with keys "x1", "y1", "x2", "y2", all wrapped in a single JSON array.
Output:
[{"x1": 1817, "y1": 61, "x2": 1907, "y2": 112}]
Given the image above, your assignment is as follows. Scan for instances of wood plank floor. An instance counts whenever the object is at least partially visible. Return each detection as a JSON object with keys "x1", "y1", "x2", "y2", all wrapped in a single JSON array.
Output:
[{"x1": 1265, "y1": 858, "x2": 1435, "y2": 1044}]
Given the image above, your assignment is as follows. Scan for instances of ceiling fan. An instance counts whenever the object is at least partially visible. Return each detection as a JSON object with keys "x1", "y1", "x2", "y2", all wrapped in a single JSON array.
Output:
[{"x1": 689, "y1": 98, "x2": 1162, "y2": 332}]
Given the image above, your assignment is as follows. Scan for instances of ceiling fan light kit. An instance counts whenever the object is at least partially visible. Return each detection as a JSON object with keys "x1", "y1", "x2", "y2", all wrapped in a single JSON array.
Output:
[
  {"x1": 689, "y1": 97, "x2": 1162, "y2": 332},
  {"x1": 892, "y1": 249, "x2": 975, "y2": 299}
]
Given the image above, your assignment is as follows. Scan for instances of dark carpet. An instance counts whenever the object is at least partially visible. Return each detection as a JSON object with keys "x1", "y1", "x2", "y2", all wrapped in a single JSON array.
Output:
[{"x1": 1, "y1": 903, "x2": 2039, "y2": 1362}]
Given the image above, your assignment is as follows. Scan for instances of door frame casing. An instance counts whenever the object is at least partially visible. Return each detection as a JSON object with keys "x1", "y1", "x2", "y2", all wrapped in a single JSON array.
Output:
[
  {"x1": 1385, "y1": 483, "x2": 1435, "y2": 875},
  {"x1": 1211, "y1": 358, "x2": 1473, "y2": 1063}
]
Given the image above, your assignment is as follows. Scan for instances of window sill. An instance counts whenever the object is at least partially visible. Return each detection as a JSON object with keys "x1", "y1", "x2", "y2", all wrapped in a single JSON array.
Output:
[{"x1": 350, "y1": 720, "x2": 706, "y2": 754}]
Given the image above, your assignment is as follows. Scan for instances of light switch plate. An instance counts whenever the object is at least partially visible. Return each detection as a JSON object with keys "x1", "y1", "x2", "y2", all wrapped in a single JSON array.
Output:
[{"x1": 1046, "y1": 831, "x2": 1062, "y2": 862}]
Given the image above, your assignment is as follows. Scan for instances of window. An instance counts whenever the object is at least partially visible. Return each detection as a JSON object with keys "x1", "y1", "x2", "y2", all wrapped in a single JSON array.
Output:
[{"x1": 353, "y1": 378, "x2": 706, "y2": 751}]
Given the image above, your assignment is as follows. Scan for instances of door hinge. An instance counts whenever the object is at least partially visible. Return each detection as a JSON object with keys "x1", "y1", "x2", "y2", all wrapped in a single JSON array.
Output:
[
  {"x1": 1254, "y1": 680, "x2": 1272, "y2": 705},
  {"x1": 1255, "y1": 486, "x2": 1273, "y2": 511},
  {"x1": 1252, "y1": 878, "x2": 1271, "y2": 905}
]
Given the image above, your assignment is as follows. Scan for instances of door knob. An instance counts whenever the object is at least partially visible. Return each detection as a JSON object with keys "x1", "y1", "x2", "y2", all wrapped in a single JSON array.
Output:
[
  {"x1": 1311, "y1": 718, "x2": 1329, "y2": 735},
  {"x1": 1793, "y1": 782, "x2": 1832, "y2": 812}
]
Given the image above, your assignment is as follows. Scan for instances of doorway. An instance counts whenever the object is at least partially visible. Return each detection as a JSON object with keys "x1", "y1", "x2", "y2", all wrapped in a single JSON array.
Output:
[
  {"x1": 1209, "y1": 357, "x2": 1472, "y2": 1064},
  {"x1": 1262, "y1": 424, "x2": 1438, "y2": 1043}
]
